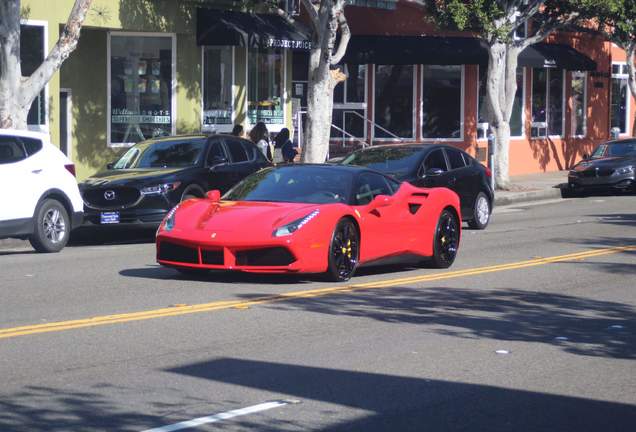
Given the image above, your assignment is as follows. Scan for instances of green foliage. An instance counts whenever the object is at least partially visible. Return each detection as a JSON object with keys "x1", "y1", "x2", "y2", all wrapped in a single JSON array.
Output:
[{"x1": 587, "y1": 0, "x2": 636, "y2": 46}]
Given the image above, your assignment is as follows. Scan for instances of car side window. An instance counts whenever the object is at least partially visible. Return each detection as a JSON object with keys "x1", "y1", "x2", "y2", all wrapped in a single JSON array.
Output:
[
  {"x1": 423, "y1": 149, "x2": 448, "y2": 172},
  {"x1": 239, "y1": 139, "x2": 259, "y2": 162},
  {"x1": 355, "y1": 172, "x2": 394, "y2": 205},
  {"x1": 206, "y1": 139, "x2": 227, "y2": 166},
  {"x1": 225, "y1": 138, "x2": 248, "y2": 163},
  {"x1": 0, "y1": 136, "x2": 28, "y2": 164},
  {"x1": 445, "y1": 148, "x2": 466, "y2": 170}
]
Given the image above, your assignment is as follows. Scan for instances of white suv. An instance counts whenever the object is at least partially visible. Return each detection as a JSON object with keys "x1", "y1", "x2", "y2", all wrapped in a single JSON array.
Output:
[{"x1": 0, "y1": 129, "x2": 83, "y2": 252}]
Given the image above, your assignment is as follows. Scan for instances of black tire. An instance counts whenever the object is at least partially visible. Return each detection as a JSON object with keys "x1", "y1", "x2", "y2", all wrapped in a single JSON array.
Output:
[
  {"x1": 430, "y1": 208, "x2": 460, "y2": 269},
  {"x1": 561, "y1": 186, "x2": 580, "y2": 198},
  {"x1": 181, "y1": 186, "x2": 203, "y2": 202},
  {"x1": 467, "y1": 192, "x2": 490, "y2": 230},
  {"x1": 324, "y1": 218, "x2": 360, "y2": 282},
  {"x1": 29, "y1": 199, "x2": 70, "y2": 253}
]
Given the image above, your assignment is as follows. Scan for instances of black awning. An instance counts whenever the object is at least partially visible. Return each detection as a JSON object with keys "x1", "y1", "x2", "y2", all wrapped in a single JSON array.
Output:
[
  {"x1": 341, "y1": 35, "x2": 489, "y2": 65},
  {"x1": 197, "y1": 8, "x2": 311, "y2": 50},
  {"x1": 519, "y1": 43, "x2": 596, "y2": 71},
  {"x1": 341, "y1": 36, "x2": 597, "y2": 71}
]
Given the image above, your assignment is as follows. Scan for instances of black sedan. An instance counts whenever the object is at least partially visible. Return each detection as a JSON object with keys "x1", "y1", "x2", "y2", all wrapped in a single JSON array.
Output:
[
  {"x1": 566, "y1": 139, "x2": 636, "y2": 195},
  {"x1": 341, "y1": 144, "x2": 494, "y2": 229},
  {"x1": 80, "y1": 134, "x2": 270, "y2": 227}
]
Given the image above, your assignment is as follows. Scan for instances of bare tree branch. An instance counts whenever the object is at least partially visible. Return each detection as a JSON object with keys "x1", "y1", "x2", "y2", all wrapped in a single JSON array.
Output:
[
  {"x1": 330, "y1": 3, "x2": 350, "y2": 65},
  {"x1": 21, "y1": 0, "x2": 92, "y2": 106},
  {"x1": 300, "y1": 0, "x2": 320, "y2": 36}
]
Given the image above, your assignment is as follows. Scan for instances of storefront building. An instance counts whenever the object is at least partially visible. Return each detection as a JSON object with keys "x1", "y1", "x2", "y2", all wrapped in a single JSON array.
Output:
[
  {"x1": 311, "y1": 1, "x2": 635, "y2": 176},
  {"x1": 18, "y1": 0, "x2": 636, "y2": 179},
  {"x1": 20, "y1": 0, "x2": 311, "y2": 179}
]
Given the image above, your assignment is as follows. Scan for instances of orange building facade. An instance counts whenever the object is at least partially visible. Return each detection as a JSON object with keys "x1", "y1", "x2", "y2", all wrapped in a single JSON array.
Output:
[{"x1": 315, "y1": 1, "x2": 635, "y2": 175}]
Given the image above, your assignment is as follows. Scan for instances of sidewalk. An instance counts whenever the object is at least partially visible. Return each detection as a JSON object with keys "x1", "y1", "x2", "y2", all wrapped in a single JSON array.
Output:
[
  {"x1": 494, "y1": 170, "x2": 567, "y2": 207},
  {"x1": 1, "y1": 171, "x2": 569, "y2": 251}
]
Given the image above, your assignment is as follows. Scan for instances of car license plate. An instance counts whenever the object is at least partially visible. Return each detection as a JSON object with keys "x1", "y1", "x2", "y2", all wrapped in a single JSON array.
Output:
[{"x1": 100, "y1": 212, "x2": 120, "y2": 224}]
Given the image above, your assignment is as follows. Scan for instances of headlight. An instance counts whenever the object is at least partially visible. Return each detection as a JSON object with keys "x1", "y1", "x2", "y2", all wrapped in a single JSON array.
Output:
[
  {"x1": 613, "y1": 166, "x2": 634, "y2": 175},
  {"x1": 273, "y1": 209, "x2": 319, "y2": 237},
  {"x1": 160, "y1": 205, "x2": 179, "y2": 233},
  {"x1": 141, "y1": 182, "x2": 181, "y2": 196}
]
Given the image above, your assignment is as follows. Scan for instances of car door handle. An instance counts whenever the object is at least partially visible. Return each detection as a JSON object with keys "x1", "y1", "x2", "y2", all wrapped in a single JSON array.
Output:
[
  {"x1": 448, "y1": 177, "x2": 456, "y2": 186},
  {"x1": 32, "y1": 169, "x2": 43, "y2": 174}
]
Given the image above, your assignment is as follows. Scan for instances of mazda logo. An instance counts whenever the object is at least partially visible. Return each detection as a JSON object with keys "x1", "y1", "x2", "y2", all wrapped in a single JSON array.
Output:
[{"x1": 104, "y1": 190, "x2": 116, "y2": 201}]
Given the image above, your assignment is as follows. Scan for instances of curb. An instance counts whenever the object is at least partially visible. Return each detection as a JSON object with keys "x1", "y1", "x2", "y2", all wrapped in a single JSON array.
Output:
[
  {"x1": 494, "y1": 187, "x2": 563, "y2": 207},
  {"x1": 0, "y1": 238, "x2": 30, "y2": 250}
]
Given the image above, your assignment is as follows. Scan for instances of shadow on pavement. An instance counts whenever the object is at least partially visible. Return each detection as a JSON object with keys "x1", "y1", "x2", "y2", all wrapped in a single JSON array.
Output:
[
  {"x1": 69, "y1": 227, "x2": 156, "y2": 246},
  {"x1": 166, "y1": 358, "x2": 636, "y2": 432},
  {"x1": 236, "y1": 286, "x2": 636, "y2": 360}
]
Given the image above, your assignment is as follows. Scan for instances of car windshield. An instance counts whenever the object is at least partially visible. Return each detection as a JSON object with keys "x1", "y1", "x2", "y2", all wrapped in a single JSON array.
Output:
[
  {"x1": 112, "y1": 139, "x2": 206, "y2": 169},
  {"x1": 591, "y1": 141, "x2": 636, "y2": 159},
  {"x1": 224, "y1": 166, "x2": 353, "y2": 204},
  {"x1": 341, "y1": 147, "x2": 421, "y2": 180}
]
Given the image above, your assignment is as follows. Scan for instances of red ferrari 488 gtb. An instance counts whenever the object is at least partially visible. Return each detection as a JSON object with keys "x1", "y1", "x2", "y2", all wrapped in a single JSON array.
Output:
[{"x1": 156, "y1": 164, "x2": 461, "y2": 281}]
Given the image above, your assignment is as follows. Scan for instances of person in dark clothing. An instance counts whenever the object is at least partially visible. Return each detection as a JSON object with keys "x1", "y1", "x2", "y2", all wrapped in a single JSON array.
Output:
[
  {"x1": 273, "y1": 128, "x2": 299, "y2": 163},
  {"x1": 231, "y1": 124, "x2": 245, "y2": 138}
]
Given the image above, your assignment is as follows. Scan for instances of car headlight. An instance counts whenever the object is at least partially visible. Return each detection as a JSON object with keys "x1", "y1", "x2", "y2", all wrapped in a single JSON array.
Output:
[
  {"x1": 160, "y1": 205, "x2": 179, "y2": 233},
  {"x1": 273, "y1": 210, "x2": 319, "y2": 237},
  {"x1": 141, "y1": 182, "x2": 181, "y2": 196},
  {"x1": 613, "y1": 166, "x2": 634, "y2": 175}
]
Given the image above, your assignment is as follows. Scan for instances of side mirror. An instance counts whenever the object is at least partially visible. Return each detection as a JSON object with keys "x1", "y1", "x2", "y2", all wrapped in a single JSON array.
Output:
[
  {"x1": 368, "y1": 194, "x2": 393, "y2": 210},
  {"x1": 209, "y1": 157, "x2": 228, "y2": 169},
  {"x1": 206, "y1": 190, "x2": 221, "y2": 202},
  {"x1": 582, "y1": 153, "x2": 590, "y2": 160},
  {"x1": 106, "y1": 162, "x2": 115, "y2": 170},
  {"x1": 425, "y1": 168, "x2": 444, "y2": 177}
]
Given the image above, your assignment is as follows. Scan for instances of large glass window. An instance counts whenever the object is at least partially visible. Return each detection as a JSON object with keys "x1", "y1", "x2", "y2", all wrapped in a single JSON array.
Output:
[
  {"x1": 20, "y1": 24, "x2": 46, "y2": 127},
  {"x1": 332, "y1": 64, "x2": 367, "y2": 139},
  {"x1": 531, "y1": 68, "x2": 563, "y2": 137},
  {"x1": 248, "y1": 48, "x2": 284, "y2": 125},
  {"x1": 422, "y1": 65, "x2": 462, "y2": 139},
  {"x1": 611, "y1": 63, "x2": 629, "y2": 135},
  {"x1": 203, "y1": 46, "x2": 233, "y2": 129},
  {"x1": 109, "y1": 34, "x2": 174, "y2": 146},
  {"x1": 478, "y1": 67, "x2": 523, "y2": 137},
  {"x1": 571, "y1": 71, "x2": 587, "y2": 136},
  {"x1": 374, "y1": 65, "x2": 414, "y2": 138}
]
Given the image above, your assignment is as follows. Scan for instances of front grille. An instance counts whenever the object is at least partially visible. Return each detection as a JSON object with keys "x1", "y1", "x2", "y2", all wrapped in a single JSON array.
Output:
[
  {"x1": 201, "y1": 249, "x2": 224, "y2": 265},
  {"x1": 235, "y1": 247, "x2": 295, "y2": 266},
  {"x1": 83, "y1": 187, "x2": 141, "y2": 208},
  {"x1": 158, "y1": 242, "x2": 199, "y2": 264},
  {"x1": 580, "y1": 168, "x2": 614, "y2": 178}
]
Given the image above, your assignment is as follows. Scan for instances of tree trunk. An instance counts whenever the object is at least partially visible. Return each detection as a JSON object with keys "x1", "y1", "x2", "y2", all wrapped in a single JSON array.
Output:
[
  {"x1": 485, "y1": 41, "x2": 520, "y2": 190},
  {"x1": 0, "y1": 0, "x2": 27, "y2": 129},
  {"x1": 626, "y1": 42, "x2": 636, "y2": 137},
  {"x1": 302, "y1": 49, "x2": 336, "y2": 163},
  {"x1": 0, "y1": 0, "x2": 92, "y2": 130}
]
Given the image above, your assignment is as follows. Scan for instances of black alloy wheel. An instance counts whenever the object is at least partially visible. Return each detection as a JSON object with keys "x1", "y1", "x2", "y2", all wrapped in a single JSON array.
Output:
[
  {"x1": 430, "y1": 209, "x2": 460, "y2": 268},
  {"x1": 325, "y1": 218, "x2": 360, "y2": 282},
  {"x1": 467, "y1": 192, "x2": 491, "y2": 229}
]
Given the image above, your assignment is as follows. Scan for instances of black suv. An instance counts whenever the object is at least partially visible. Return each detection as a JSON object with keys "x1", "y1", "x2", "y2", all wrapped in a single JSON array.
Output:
[
  {"x1": 341, "y1": 144, "x2": 494, "y2": 229},
  {"x1": 80, "y1": 134, "x2": 270, "y2": 227}
]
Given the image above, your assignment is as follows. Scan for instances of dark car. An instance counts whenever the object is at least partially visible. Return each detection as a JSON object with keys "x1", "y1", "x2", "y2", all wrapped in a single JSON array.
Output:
[
  {"x1": 340, "y1": 144, "x2": 494, "y2": 229},
  {"x1": 566, "y1": 139, "x2": 636, "y2": 195},
  {"x1": 80, "y1": 134, "x2": 270, "y2": 227}
]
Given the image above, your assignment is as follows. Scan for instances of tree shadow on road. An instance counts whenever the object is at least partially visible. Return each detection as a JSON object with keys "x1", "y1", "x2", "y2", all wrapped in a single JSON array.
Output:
[
  {"x1": 167, "y1": 358, "x2": 636, "y2": 432},
  {"x1": 236, "y1": 286, "x2": 636, "y2": 360}
]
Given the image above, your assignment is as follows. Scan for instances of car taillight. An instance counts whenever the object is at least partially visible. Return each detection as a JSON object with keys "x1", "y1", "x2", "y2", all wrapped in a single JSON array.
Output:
[
  {"x1": 65, "y1": 163, "x2": 76, "y2": 177},
  {"x1": 484, "y1": 166, "x2": 492, "y2": 178}
]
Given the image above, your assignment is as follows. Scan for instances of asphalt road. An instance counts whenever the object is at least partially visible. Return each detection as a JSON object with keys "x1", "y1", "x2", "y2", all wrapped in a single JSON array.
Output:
[{"x1": 0, "y1": 195, "x2": 635, "y2": 431}]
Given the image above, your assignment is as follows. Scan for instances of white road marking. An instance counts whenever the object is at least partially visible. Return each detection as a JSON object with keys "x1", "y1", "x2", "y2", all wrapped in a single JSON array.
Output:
[{"x1": 141, "y1": 400, "x2": 295, "y2": 432}]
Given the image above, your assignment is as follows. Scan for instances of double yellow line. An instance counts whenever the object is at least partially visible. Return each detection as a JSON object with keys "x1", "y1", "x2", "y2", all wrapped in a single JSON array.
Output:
[{"x1": 1, "y1": 245, "x2": 634, "y2": 340}]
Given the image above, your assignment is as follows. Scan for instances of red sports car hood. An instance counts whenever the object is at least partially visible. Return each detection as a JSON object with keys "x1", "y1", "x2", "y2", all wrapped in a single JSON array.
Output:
[{"x1": 179, "y1": 200, "x2": 321, "y2": 233}]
